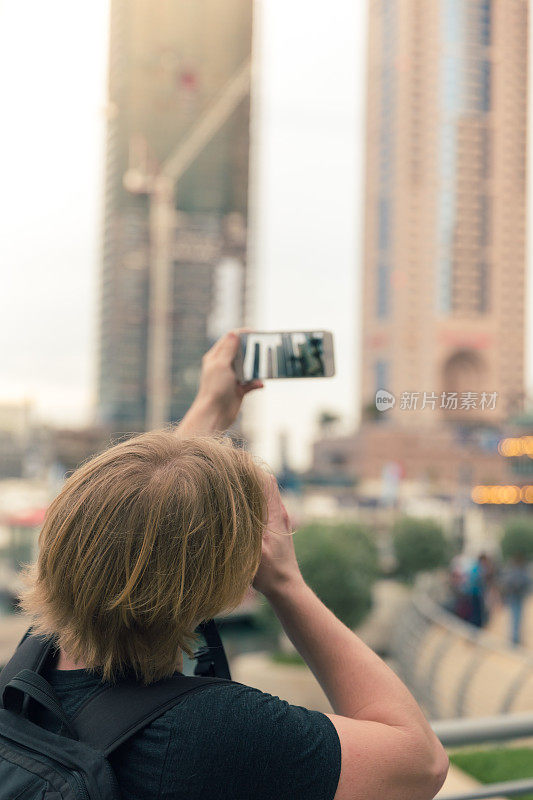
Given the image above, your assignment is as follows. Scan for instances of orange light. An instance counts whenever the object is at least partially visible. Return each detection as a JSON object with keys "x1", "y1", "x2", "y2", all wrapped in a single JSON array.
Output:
[
  {"x1": 472, "y1": 485, "x2": 491, "y2": 503},
  {"x1": 472, "y1": 484, "x2": 533, "y2": 504},
  {"x1": 498, "y1": 436, "x2": 533, "y2": 457},
  {"x1": 523, "y1": 436, "x2": 533, "y2": 456},
  {"x1": 503, "y1": 486, "x2": 521, "y2": 504},
  {"x1": 521, "y1": 486, "x2": 533, "y2": 503},
  {"x1": 498, "y1": 439, "x2": 510, "y2": 456},
  {"x1": 499, "y1": 438, "x2": 522, "y2": 456},
  {"x1": 492, "y1": 486, "x2": 504, "y2": 503}
]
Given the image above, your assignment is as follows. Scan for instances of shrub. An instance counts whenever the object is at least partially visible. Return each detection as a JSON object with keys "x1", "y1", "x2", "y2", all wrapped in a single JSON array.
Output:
[
  {"x1": 501, "y1": 519, "x2": 533, "y2": 561},
  {"x1": 393, "y1": 516, "x2": 450, "y2": 579},
  {"x1": 293, "y1": 522, "x2": 379, "y2": 629},
  {"x1": 256, "y1": 521, "x2": 379, "y2": 643}
]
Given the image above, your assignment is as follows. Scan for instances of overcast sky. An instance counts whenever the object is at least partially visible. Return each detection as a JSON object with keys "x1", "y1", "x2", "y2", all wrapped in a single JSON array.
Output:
[{"x1": 0, "y1": 1, "x2": 531, "y2": 469}]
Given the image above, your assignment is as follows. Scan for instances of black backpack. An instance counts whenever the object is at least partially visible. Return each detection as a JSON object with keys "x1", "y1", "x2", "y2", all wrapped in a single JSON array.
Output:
[{"x1": 0, "y1": 632, "x2": 233, "y2": 799}]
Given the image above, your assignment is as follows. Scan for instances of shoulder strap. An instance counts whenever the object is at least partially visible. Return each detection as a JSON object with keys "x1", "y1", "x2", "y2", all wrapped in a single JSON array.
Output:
[
  {"x1": 0, "y1": 631, "x2": 237, "y2": 756},
  {"x1": 0, "y1": 630, "x2": 56, "y2": 705},
  {"x1": 3, "y1": 669, "x2": 79, "y2": 739},
  {"x1": 72, "y1": 674, "x2": 238, "y2": 756}
]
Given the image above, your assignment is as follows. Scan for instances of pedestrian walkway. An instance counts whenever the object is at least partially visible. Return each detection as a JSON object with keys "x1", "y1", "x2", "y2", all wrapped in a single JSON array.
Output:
[
  {"x1": 488, "y1": 596, "x2": 533, "y2": 650},
  {"x1": 232, "y1": 651, "x2": 332, "y2": 712},
  {"x1": 391, "y1": 590, "x2": 533, "y2": 719}
]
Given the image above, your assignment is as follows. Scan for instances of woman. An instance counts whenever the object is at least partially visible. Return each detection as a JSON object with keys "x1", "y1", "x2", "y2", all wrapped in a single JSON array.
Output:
[{"x1": 18, "y1": 331, "x2": 448, "y2": 800}]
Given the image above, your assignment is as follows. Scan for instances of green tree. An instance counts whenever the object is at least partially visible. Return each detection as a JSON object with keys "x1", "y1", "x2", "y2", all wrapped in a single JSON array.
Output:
[
  {"x1": 294, "y1": 522, "x2": 379, "y2": 628},
  {"x1": 501, "y1": 518, "x2": 533, "y2": 561},
  {"x1": 393, "y1": 517, "x2": 450, "y2": 579},
  {"x1": 257, "y1": 522, "x2": 379, "y2": 643}
]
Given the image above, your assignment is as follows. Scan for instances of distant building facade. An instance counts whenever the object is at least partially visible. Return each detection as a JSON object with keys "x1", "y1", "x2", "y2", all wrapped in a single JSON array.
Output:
[
  {"x1": 362, "y1": 0, "x2": 528, "y2": 426},
  {"x1": 98, "y1": 0, "x2": 253, "y2": 431},
  {"x1": 311, "y1": 1, "x2": 528, "y2": 497},
  {"x1": 312, "y1": 424, "x2": 512, "y2": 496}
]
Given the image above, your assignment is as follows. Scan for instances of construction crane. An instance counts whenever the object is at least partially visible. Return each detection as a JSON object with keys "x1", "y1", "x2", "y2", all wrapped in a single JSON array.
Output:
[{"x1": 123, "y1": 58, "x2": 251, "y2": 429}]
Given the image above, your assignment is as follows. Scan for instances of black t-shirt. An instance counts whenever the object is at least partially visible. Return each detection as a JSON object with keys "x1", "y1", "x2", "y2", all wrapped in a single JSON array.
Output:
[{"x1": 38, "y1": 666, "x2": 342, "y2": 800}]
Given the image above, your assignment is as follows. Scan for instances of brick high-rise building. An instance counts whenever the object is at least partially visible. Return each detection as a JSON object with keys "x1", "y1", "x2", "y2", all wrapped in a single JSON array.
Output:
[
  {"x1": 98, "y1": 0, "x2": 253, "y2": 432},
  {"x1": 361, "y1": 0, "x2": 527, "y2": 427}
]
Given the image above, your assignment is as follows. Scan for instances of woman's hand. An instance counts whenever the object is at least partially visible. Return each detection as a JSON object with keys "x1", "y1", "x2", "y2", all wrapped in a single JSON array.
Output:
[
  {"x1": 177, "y1": 331, "x2": 263, "y2": 435},
  {"x1": 253, "y1": 475, "x2": 304, "y2": 598}
]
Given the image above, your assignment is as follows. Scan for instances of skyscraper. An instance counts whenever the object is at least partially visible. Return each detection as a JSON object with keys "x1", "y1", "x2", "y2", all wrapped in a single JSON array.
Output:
[
  {"x1": 98, "y1": 0, "x2": 253, "y2": 432},
  {"x1": 361, "y1": 0, "x2": 527, "y2": 426}
]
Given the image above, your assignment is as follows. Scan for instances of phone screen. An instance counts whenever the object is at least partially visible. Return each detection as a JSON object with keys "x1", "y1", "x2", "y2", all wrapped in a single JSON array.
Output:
[{"x1": 237, "y1": 331, "x2": 334, "y2": 381}]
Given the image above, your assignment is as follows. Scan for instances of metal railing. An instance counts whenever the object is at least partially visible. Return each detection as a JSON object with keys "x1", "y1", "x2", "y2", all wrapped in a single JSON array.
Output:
[
  {"x1": 433, "y1": 712, "x2": 533, "y2": 799},
  {"x1": 387, "y1": 581, "x2": 533, "y2": 797},
  {"x1": 390, "y1": 585, "x2": 533, "y2": 719}
]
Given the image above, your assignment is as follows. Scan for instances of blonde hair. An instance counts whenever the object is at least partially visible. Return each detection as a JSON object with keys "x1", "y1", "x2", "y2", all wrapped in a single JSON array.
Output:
[{"x1": 19, "y1": 432, "x2": 266, "y2": 684}]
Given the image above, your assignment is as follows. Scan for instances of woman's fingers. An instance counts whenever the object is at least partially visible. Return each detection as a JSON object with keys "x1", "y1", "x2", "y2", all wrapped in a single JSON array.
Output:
[{"x1": 242, "y1": 380, "x2": 264, "y2": 395}]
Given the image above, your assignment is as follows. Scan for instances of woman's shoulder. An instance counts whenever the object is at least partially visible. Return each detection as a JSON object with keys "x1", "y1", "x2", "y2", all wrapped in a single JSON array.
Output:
[
  {"x1": 158, "y1": 679, "x2": 279, "y2": 726},
  {"x1": 153, "y1": 680, "x2": 341, "y2": 800},
  {"x1": 160, "y1": 678, "x2": 339, "y2": 756}
]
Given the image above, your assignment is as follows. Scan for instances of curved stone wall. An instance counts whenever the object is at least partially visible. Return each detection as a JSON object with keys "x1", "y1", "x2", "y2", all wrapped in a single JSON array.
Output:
[{"x1": 391, "y1": 593, "x2": 533, "y2": 719}]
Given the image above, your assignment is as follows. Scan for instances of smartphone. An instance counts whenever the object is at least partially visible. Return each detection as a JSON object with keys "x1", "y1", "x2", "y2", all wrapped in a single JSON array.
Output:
[{"x1": 234, "y1": 330, "x2": 335, "y2": 382}]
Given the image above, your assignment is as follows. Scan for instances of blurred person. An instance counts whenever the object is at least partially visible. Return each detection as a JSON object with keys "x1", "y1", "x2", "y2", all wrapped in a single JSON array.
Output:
[
  {"x1": 468, "y1": 552, "x2": 493, "y2": 628},
  {"x1": 500, "y1": 553, "x2": 531, "y2": 647},
  {"x1": 484, "y1": 553, "x2": 501, "y2": 620},
  {"x1": 8, "y1": 332, "x2": 448, "y2": 800},
  {"x1": 447, "y1": 555, "x2": 472, "y2": 621}
]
